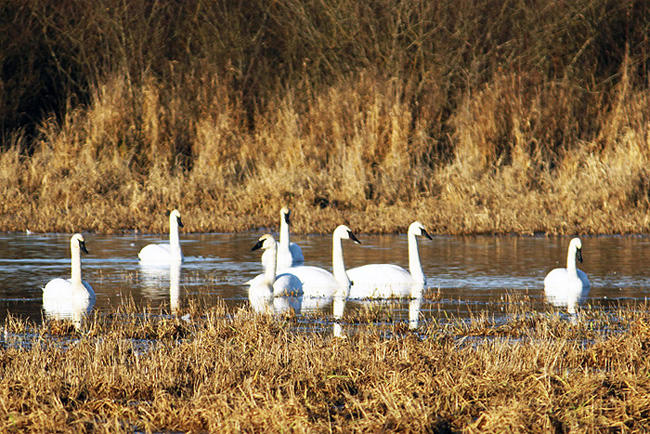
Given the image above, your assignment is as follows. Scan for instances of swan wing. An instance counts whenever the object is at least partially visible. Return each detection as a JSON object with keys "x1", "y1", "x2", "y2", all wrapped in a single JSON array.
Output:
[
  {"x1": 285, "y1": 265, "x2": 338, "y2": 297},
  {"x1": 43, "y1": 278, "x2": 72, "y2": 300},
  {"x1": 347, "y1": 264, "x2": 414, "y2": 299},
  {"x1": 138, "y1": 243, "x2": 179, "y2": 265},
  {"x1": 245, "y1": 273, "x2": 266, "y2": 287}
]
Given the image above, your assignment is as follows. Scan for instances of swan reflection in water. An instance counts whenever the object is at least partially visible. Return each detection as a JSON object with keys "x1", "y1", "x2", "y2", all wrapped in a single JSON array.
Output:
[
  {"x1": 248, "y1": 292, "x2": 331, "y2": 315},
  {"x1": 333, "y1": 296, "x2": 346, "y2": 338},
  {"x1": 408, "y1": 296, "x2": 423, "y2": 330},
  {"x1": 139, "y1": 262, "x2": 182, "y2": 313},
  {"x1": 332, "y1": 295, "x2": 424, "y2": 338}
]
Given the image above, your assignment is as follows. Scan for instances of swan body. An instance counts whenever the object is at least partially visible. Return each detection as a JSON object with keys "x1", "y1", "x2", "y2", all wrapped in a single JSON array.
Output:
[
  {"x1": 261, "y1": 207, "x2": 304, "y2": 271},
  {"x1": 285, "y1": 225, "x2": 360, "y2": 298},
  {"x1": 347, "y1": 221, "x2": 432, "y2": 299},
  {"x1": 138, "y1": 209, "x2": 184, "y2": 265},
  {"x1": 43, "y1": 234, "x2": 95, "y2": 319},
  {"x1": 544, "y1": 238, "x2": 590, "y2": 313}
]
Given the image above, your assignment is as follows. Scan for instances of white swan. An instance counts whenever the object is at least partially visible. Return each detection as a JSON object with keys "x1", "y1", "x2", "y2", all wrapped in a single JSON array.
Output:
[
  {"x1": 250, "y1": 234, "x2": 304, "y2": 298},
  {"x1": 261, "y1": 207, "x2": 304, "y2": 271},
  {"x1": 285, "y1": 225, "x2": 360, "y2": 298},
  {"x1": 544, "y1": 237, "x2": 590, "y2": 314},
  {"x1": 138, "y1": 209, "x2": 184, "y2": 265},
  {"x1": 248, "y1": 234, "x2": 304, "y2": 314},
  {"x1": 42, "y1": 233, "x2": 96, "y2": 321},
  {"x1": 347, "y1": 221, "x2": 432, "y2": 299}
]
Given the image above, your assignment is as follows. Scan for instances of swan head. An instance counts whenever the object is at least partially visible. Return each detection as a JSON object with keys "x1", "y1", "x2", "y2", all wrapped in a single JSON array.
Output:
[
  {"x1": 570, "y1": 237, "x2": 583, "y2": 263},
  {"x1": 281, "y1": 207, "x2": 291, "y2": 225},
  {"x1": 333, "y1": 225, "x2": 361, "y2": 244},
  {"x1": 251, "y1": 234, "x2": 276, "y2": 251},
  {"x1": 409, "y1": 221, "x2": 433, "y2": 240},
  {"x1": 71, "y1": 233, "x2": 88, "y2": 254},
  {"x1": 169, "y1": 209, "x2": 183, "y2": 228}
]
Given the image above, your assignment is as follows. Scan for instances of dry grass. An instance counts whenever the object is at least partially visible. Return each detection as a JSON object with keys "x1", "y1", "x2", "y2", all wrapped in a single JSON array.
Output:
[
  {"x1": 1, "y1": 298, "x2": 649, "y2": 432},
  {"x1": 0, "y1": 0, "x2": 648, "y2": 234}
]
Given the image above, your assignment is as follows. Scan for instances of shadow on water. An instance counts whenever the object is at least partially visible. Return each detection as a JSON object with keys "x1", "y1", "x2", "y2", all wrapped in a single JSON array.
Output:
[{"x1": 1, "y1": 232, "x2": 650, "y2": 328}]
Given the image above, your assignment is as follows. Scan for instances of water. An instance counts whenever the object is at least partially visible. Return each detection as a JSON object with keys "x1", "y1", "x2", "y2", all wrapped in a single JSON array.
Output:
[{"x1": 1, "y1": 232, "x2": 649, "y2": 325}]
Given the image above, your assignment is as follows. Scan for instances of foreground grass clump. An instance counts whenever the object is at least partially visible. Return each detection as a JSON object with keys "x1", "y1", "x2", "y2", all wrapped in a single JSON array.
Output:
[{"x1": 1, "y1": 300, "x2": 649, "y2": 431}]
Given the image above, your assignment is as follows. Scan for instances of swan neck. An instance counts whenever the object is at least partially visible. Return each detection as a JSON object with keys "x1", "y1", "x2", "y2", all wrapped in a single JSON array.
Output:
[
  {"x1": 70, "y1": 242, "x2": 82, "y2": 286},
  {"x1": 169, "y1": 217, "x2": 181, "y2": 257},
  {"x1": 566, "y1": 244, "x2": 577, "y2": 275},
  {"x1": 264, "y1": 243, "x2": 277, "y2": 290},
  {"x1": 408, "y1": 232, "x2": 425, "y2": 285},
  {"x1": 332, "y1": 234, "x2": 350, "y2": 296},
  {"x1": 279, "y1": 216, "x2": 290, "y2": 248}
]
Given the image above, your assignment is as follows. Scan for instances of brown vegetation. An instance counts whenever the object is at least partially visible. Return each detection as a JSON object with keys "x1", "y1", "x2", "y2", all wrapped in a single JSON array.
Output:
[
  {"x1": 1, "y1": 299, "x2": 649, "y2": 431},
  {"x1": 0, "y1": 0, "x2": 649, "y2": 234}
]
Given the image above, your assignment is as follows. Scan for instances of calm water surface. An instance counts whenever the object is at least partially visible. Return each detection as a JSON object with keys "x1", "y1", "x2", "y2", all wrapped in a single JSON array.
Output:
[{"x1": 1, "y1": 232, "x2": 649, "y2": 325}]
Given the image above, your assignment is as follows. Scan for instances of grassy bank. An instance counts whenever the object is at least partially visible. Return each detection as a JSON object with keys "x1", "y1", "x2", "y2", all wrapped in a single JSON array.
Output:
[
  {"x1": 1, "y1": 0, "x2": 649, "y2": 234},
  {"x1": 1, "y1": 299, "x2": 649, "y2": 431}
]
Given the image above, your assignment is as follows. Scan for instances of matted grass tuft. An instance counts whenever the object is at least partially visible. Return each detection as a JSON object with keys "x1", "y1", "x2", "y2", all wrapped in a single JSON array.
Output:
[{"x1": 1, "y1": 298, "x2": 649, "y2": 431}]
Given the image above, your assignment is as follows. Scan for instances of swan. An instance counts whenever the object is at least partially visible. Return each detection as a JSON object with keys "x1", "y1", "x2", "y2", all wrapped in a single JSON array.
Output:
[
  {"x1": 261, "y1": 207, "x2": 304, "y2": 271},
  {"x1": 347, "y1": 221, "x2": 432, "y2": 299},
  {"x1": 42, "y1": 234, "x2": 96, "y2": 320},
  {"x1": 138, "y1": 209, "x2": 184, "y2": 265},
  {"x1": 250, "y1": 234, "x2": 304, "y2": 297},
  {"x1": 544, "y1": 237, "x2": 590, "y2": 314},
  {"x1": 285, "y1": 225, "x2": 360, "y2": 298}
]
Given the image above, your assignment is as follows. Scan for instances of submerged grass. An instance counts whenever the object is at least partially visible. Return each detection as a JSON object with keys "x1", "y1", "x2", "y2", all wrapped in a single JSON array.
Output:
[
  {"x1": 1, "y1": 0, "x2": 649, "y2": 234},
  {"x1": 1, "y1": 298, "x2": 650, "y2": 432}
]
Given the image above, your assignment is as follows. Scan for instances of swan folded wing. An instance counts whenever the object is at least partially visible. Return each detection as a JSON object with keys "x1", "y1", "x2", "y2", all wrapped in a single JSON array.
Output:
[
  {"x1": 245, "y1": 273, "x2": 266, "y2": 287},
  {"x1": 347, "y1": 264, "x2": 415, "y2": 299},
  {"x1": 138, "y1": 243, "x2": 174, "y2": 264},
  {"x1": 285, "y1": 265, "x2": 340, "y2": 297}
]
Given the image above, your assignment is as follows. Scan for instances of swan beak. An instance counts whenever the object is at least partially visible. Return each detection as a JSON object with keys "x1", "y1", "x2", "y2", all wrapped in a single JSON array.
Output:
[
  {"x1": 177, "y1": 216, "x2": 184, "y2": 228},
  {"x1": 284, "y1": 213, "x2": 291, "y2": 225},
  {"x1": 348, "y1": 231, "x2": 361, "y2": 244},
  {"x1": 422, "y1": 229, "x2": 433, "y2": 240},
  {"x1": 576, "y1": 248, "x2": 583, "y2": 263},
  {"x1": 79, "y1": 240, "x2": 89, "y2": 254},
  {"x1": 251, "y1": 239, "x2": 264, "y2": 251}
]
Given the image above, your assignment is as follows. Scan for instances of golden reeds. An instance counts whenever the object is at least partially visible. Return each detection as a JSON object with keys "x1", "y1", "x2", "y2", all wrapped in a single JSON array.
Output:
[{"x1": 0, "y1": 0, "x2": 648, "y2": 234}]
